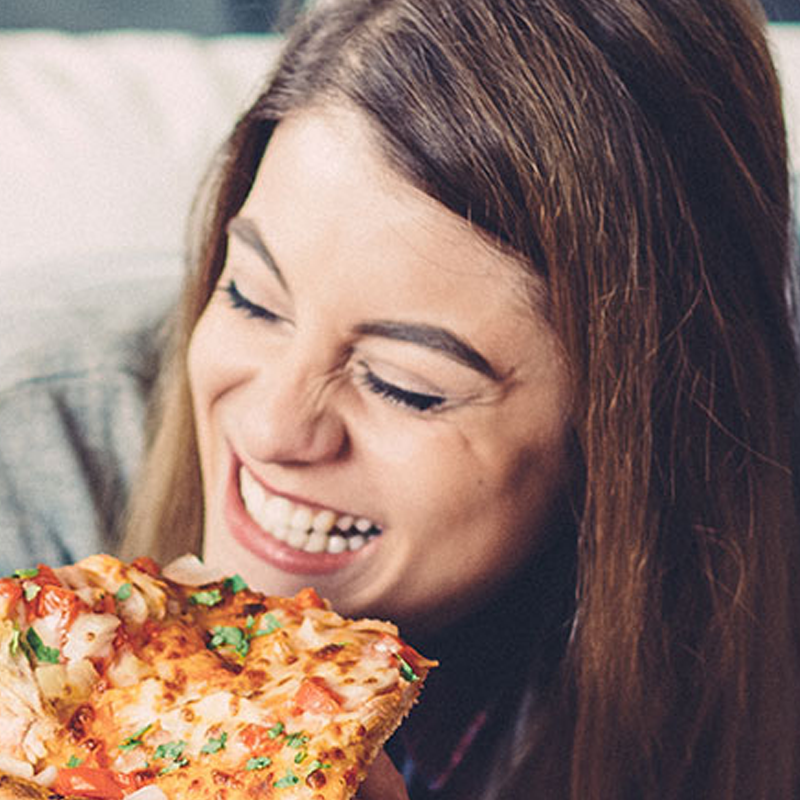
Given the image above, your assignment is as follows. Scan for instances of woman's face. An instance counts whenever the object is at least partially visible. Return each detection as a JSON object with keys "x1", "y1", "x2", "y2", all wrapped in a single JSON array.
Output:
[{"x1": 188, "y1": 107, "x2": 572, "y2": 632}]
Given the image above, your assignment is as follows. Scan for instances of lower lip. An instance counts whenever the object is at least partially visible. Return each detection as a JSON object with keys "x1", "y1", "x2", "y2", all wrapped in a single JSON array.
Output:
[{"x1": 224, "y1": 466, "x2": 374, "y2": 575}]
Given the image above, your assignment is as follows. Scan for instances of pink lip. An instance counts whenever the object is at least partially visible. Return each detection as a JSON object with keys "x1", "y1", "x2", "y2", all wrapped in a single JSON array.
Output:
[{"x1": 225, "y1": 461, "x2": 374, "y2": 575}]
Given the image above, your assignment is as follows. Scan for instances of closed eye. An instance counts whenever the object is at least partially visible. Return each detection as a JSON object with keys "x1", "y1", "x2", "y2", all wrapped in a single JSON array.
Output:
[
  {"x1": 224, "y1": 280, "x2": 281, "y2": 323},
  {"x1": 358, "y1": 363, "x2": 446, "y2": 413}
]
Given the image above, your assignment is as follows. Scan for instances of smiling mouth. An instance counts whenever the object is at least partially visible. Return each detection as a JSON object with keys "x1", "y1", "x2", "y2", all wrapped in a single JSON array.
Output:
[{"x1": 238, "y1": 467, "x2": 383, "y2": 555}]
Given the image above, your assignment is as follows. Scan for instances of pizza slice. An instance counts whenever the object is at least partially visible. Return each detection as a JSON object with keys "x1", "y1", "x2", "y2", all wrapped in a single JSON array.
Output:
[{"x1": 0, "y1": 554, "x2": 435, "y2": 800}]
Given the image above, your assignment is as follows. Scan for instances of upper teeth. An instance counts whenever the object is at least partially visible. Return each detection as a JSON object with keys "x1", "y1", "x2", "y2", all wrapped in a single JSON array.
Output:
[{"x1": 239, "y1": 467, "x2": 381, "y2": 554}]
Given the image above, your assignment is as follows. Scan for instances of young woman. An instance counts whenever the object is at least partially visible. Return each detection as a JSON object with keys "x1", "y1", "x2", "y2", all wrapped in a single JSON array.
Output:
[{"x1": 117, "y1": 0, "x2": 800, "y2": 797}]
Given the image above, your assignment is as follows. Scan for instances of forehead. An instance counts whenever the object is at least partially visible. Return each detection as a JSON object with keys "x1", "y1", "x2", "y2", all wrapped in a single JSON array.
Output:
[{"x1": 237, "y1": 106, "x2": 551, "y2": 357}]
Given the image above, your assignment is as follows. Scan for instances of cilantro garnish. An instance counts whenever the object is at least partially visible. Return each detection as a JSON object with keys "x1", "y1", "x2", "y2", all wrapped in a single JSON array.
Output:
[
  {"x1": 245, "y1": 756, "x2": 272, "y2": 771},
  {"x1": 119, "y1": 723, "x2": 153, "y2": 752},
  {"x1": 397, "y1": 655, "x2": 420, "y2": 683},
  {"x1": 190, "y1": 589, "x2": 223, "y2": 607},
  {"x1": 200, "y1": 732, "x2": 228, "y2": 755},
  {"x1": 153, "y1": 741, "x2": 186, "y2": 762},
  {"x1": 267, "y1": 722, "x2": 285, "y2": 739},
  {"x1": 115, "y1": 583, "x2": 133, "y2": 602},
  {"x1": 284, "y1": 732, "x2": 309, "y2": 749},
  {"x1": 26, "y1": 627, "x2": 60, "y2": 664},
  {"x1": 8, "y1": 627, "x2": 20, "y2": 656},
  {"x1": 273, "y1": 771, "x2": 300, "y2": 788},
  {"x1": 154, "y1": 740, "x2": 188, "y2": 775},
  {"x1": 208, "y1": 626, "x2": 250, "y2": 657},
  {"x1": 224, "y1": 574, "x2": 248, "y2": 593},
  {"x1": 24, "y1": 583, "x2": 41, "y2": 602},
  {"x1": 66, "y1": 756, "x2": 83, "y2": 768},
  {"x1": 12, "y1": 568, "x2": 39, "y2": 579},
  {"x1": 252, "y1": 613, "x2": 282, "y2": 637}
]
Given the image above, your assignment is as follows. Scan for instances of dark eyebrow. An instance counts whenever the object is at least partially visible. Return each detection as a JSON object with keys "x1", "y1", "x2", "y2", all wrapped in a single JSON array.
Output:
[
  {"x1": 226, "y1": 217, "x2": 288, "y2": 292},
  {"x1": 354, "y1": 320, "x2": 499, "y2": 380}
]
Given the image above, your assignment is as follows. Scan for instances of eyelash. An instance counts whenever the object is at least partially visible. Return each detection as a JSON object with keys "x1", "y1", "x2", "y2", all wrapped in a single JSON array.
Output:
[
  {"x1": 224, "y1": 279, "x2": 280, "y2": 322},
  {"x1": 359, "y1": 366, "x2": 446, "y2": 413},
  {"x1": 223, "y1": 279, "x2": 447, "y2": 413}
]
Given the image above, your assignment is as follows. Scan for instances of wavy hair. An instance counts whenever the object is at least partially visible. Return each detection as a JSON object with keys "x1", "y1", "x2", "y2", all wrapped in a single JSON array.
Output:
[{"x1": 123, "y1": 0, "x2": 800, "y2": 796}]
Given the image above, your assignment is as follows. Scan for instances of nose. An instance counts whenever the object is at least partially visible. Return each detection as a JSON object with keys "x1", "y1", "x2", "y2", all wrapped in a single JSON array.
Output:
[{"x1": 236, "y1": 363, "x2": 349, "y2": 466}]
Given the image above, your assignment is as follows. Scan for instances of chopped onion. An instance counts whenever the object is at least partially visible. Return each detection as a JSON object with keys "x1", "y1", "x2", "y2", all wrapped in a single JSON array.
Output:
[
  {"x1": 162, "y1": 554, "x2": 227, "y2": 586},
  {"x1": 34, "y1": 664, "x2": 67, "y2": 699},
  {"x1": 32, "y1": 765, "x2": 57, "y2": 787},
  {"x1": 123, "y1": 784, "x2": 168, "y2": 800},
  {"x1": 116, "y1": 587, "x2": 149, "y2": 626},
  {"x1": 63, "y1": 614, "x2": 120, "y2": 662},
  {"x1": 0, "y1": 754, "x2": 34, "y2": 780},
  {"x1": 66, "y1": 658, "x2": 99, "y2": 697}
]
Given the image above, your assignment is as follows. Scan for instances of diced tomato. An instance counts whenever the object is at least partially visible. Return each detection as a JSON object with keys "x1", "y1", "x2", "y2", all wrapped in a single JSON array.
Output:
[
  {"x1": 292, "y1": 587, "x2": 326, "y2": 610},
  {"x1": 33, "y1": 584, "x2": 84, "y2": 625},
  {"x1": 131, "y1": 556, "x2": 160, "y2": 577},
  {"x1": 31, "y1": 564, "x2": 62, "y2": 587},
  {"x1": 53, "y1": 767, "x2": 136, "y2": 800},
  {"x1": 239, "y1": 723, "x2": 283, "y2": 754},
  {"x1": 293, "y1": 677, "x2": 343, "y2": 716},
  {"x1": 0, "y1": 579, "x2": 22, "y2": 617}
]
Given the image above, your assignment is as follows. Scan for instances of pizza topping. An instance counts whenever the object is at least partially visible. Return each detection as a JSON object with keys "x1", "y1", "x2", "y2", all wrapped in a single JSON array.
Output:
[
  {"x1": 0, "y1": 556, "x2": 436, "y2": 800},
  {"x1": 189, "y1": 590, "x2": 223, "y2": 608},
  {"x1": 119, "y1": 725, "x2": 153, "y2": 753},
  {"x1": 63, "y1": 614, "x2": 120, "y2": 662},
  {"x1": 26, "y1": 627, "x2": 60, "y2": 664},
  {"x1": 200, "y1": 733, "x2": 227, "y2": 755}
]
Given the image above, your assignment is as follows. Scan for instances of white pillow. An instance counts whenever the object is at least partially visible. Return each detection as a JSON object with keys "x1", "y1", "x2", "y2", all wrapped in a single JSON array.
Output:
[{"x1": 0, "y1": 31, "x2": 281, "y2": 276}]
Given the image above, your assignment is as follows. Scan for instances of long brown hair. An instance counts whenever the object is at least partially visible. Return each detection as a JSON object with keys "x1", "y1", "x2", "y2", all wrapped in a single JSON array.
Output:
[{"x1": 123, "y1": 0, "x2": 800, "y2": 796}]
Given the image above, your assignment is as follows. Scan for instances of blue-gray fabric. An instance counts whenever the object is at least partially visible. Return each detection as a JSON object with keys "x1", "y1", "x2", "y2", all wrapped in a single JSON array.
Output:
[{"x1": 0, "y1": 276, "x2": 177, "y2": 576}]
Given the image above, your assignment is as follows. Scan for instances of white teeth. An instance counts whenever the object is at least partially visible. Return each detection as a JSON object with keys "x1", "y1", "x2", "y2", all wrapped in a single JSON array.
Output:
[
  {"x1": 287, "y1": 528, "x2": 310, "y2": 550},
  {"x1": 290, "y1": 506, "x2": 313, "y2": 531},
  {"x1": 238, "y1": 467, "x2": 381, "y2": 555},
  {"x1": 312, "y1": 510, "x2": 336, "y2": 534},
  {"x1": 304, "y1": 532, "x2": 328, "y2": 553},
  {"x1": 348, "y1": 535, "x2": 366, "y2": 552}
]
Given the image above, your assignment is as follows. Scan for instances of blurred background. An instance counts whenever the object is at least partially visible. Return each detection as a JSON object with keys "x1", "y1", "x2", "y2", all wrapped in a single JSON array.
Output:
[{"x1": 0, "y1": 0, "x2": 795, "y2": 32}]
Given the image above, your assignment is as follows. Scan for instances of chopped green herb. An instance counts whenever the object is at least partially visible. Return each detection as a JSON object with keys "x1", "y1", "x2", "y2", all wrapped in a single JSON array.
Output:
[
  {"x1": 115, "y1": 583, "x2": 133, "y2": 602},
  {"x1": 294, "y1": 751, "x2": 307, "y2": 764},
  {"x1": 153, "y1": 741, "x2": 187, "y2": 762},
  {"x1": 9, "y1": 627, "x2": 20, "y2": 656},
  {"x1": 119, "y1": 723, "x2": 153, "y2": 752},
  {"x1": 66, "y1": 756, "x2": 84, "y2": 769},
  {"x1": 24, "y1": 583, "x2": 41, "y2": 602},
  {"x1": 252, "y1": 613, "x2": 282, "y2": 637},
  {"x1": 224, "y1": 574, "x2": 248, "y2": 593},
  {"x1": 159, "y1": 758, "x2": 188, "y2": 776},
  {"x1": 200, "y1": 732, "x2": 228, "y2": 755},
  {"x1": 208, "y1": 626, "x2": 249, "y2": 658},
  {"x1": 284, "y1": 732, "x2": 309, "y2": 749},
  {"x1": 267, "y1": 722, "x2": 285, "y2": 739},
  {"x1": 245, "y1": 756, "x2": 272, "y2": 771},
  {"x1": 273, "y1": 771, "x2": 300, "y2": 789},
  {"x1": 397, "y1": 655, "x2": 419, "y2": 683},
  {"x1": 26, "y1": 627, "x2": 60, "y2": 664},
  {"x1": 307, "y1": 760, "x2": 331, "y2": 773},
  {"x1": 12, "y1": 568, "x2": 38, "y2": 579},
  {"x1": 190, "y1": 589, "x2": 223, "y2": 607}
]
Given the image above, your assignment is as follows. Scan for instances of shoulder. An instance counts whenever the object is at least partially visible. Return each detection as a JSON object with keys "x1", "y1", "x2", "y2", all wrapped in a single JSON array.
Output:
[{"x1": 0, "y1": 265, "x2": 180, "y2": 574}]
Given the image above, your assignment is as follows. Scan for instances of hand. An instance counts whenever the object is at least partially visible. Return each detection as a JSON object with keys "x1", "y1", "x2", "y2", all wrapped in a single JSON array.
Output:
[{"x1": 357, "y1": 750, "x2": 410, "y2": 800}]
